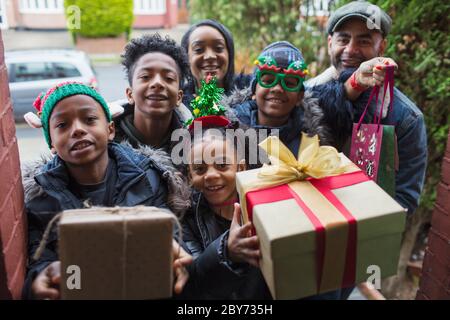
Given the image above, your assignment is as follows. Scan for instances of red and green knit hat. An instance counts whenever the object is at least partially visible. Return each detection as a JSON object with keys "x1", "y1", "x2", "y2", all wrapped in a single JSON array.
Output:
[{"x1": 27, "y1": 82, "x2": 112, "y2": 148}]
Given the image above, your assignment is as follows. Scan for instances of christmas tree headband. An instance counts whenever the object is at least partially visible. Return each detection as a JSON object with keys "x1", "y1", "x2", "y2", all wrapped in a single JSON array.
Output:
[{"x1": 185, "y1": 75, "x2": 231, "y2": 131}]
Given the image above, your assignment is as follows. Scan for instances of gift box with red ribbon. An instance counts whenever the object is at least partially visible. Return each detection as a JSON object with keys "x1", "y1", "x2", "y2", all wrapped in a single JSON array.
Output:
[{"x1": 236, "y1": 134, "x2": 406, "y2": 299}]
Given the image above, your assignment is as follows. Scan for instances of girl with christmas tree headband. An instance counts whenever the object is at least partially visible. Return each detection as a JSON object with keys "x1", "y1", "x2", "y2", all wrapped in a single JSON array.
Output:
[{"x1": 179, "y1": 75, "x2": 271, "y2": 299}]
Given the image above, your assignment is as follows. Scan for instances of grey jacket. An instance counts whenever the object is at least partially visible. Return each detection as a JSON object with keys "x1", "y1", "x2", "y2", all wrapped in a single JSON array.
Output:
[{"x1": 180, "y1": 192, "x2": 272, "y2": 300}]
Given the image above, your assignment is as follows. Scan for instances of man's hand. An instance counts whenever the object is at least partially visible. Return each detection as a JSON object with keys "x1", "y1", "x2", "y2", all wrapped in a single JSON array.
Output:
[
  {"x1": 227, "y1": 203, "x2": 261, "y2": 267},
  {"x1": 344, "y1": 57, "x2": 398, "y2": 100},
  {"x1": 355, "y1": 57, "x2": 398, "y2": 88},
  {"x1": 31, "y1": 261, "x2": 61, "y2": 300},
  {"x1": 172, "y1": 240, "x2": 193, "y2": 295}
]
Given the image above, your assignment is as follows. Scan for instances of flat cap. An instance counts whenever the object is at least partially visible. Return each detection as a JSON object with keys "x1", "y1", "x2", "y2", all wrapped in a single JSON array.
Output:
[{"x1": 327, "y1": 1, "x2": 392, "y2": 36}]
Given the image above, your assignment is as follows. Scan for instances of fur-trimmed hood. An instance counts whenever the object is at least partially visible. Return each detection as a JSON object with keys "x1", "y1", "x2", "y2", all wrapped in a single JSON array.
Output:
[
  {"x1": 125, "y1": 142, "x2": 191, "y2": 216},
  {"x1": 112, "y1": 100, "x2": 193, "y2": 152},
  {"x1": 22, "y1": 142, "x2": 191, "y2": 217},
  {"x1": 112, "y1": 99, "x2": 192, "y2": 124},
  {"x1": 22, "y1": 153, "x2": 54, "y2": 205}
]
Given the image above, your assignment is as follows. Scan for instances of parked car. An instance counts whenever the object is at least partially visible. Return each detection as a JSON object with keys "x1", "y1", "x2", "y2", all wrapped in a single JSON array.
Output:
[{"x1": 5, "y1": 49, "x2": 98, "y2": 122}]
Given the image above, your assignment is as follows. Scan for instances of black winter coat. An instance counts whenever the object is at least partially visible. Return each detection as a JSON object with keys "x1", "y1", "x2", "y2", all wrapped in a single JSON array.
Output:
[
  {"x1": 179, "y1": 192, "x2": 272, "y2": 300},
  {"x1": 113, "y1": 102, "x2": 192, "y2": 154},
  {"x1": 21, "y1": 142, "x2": 191, "y2": 299}
]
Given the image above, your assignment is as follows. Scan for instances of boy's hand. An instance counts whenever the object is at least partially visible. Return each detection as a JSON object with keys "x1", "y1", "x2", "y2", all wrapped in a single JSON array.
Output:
[
  {"x1": 31, "y1": 261, "x2": 61, "y2": 300},
  {"x1": 355, "y1": 57, "x2": 398, "y2": 88},
  {"x1": 227, "y1": 203, "x2": 261, "y2": 268},
  {"x1": 172, "y1": 240, "x2": 193, "y2": 295}
]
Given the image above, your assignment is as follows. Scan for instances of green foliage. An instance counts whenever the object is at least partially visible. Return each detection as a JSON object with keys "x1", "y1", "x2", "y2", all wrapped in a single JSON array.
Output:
[
  {"x1": 64, "y1": 0, "x2": 134, "y2": 38},
  {"x1": 186, "y1": 76, "x2": 226, "y2": 126}
]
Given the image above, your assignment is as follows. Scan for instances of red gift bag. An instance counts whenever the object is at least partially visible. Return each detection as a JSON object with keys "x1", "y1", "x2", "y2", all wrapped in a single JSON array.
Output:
[{"x1": 349, "y1": 66, "x2": 398, "y2": 196}]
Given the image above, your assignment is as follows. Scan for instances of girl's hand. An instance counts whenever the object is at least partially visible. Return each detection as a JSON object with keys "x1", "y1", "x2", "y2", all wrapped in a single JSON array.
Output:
[
  {"x1": 227, "y1": 203, "x2": 261, "y2": 267},
  {"x1": 31, "y1": 261, "x2": 61, "y2": 300},
  {"x1": 172, "y1": 240, "x2": 193, "y2": 295}
]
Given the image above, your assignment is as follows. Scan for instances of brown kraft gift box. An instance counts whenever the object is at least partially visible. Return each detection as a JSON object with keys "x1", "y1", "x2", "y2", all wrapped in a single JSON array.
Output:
[{"x1": 59, "y1": 206, "x2": 175, "y2": 300}]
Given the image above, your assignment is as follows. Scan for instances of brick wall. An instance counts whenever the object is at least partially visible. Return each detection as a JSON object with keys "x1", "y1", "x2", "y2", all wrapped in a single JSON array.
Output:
[
  {"x1": 133, "y1": 14, "x2": 167, "y2": 29},
  {"x1": 20, "y1": 14, "x2": 67, "y2": 29},
  {"x1": 0, "y1": 30, "x2": 27, "y2": 300},
  {"x1": 166, "y1": 0, "x2": 178, "y2": 28},
  {"x1": 416, "y1": 130, "x2": 450, "y2": 300}
]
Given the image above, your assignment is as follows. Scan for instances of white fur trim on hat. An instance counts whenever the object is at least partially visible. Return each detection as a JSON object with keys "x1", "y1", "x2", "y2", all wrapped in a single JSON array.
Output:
[
  {"x1": 107, "y1": 100, "x2": 125, "y2": 118},
  {"x1": 24, "y1": 112, "x2": 43, "y2": 128}
]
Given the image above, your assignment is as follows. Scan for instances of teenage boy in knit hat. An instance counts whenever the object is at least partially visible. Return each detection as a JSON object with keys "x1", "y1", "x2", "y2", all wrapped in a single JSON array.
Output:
[
  {"x1": 21, "y1": 82, "x2": 192, "y2": 299},
  {"x1": 307, "y1": 0, "x2": 427, "y2": 217}
]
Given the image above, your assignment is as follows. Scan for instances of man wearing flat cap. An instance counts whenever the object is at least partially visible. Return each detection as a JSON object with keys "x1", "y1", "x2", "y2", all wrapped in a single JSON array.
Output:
[{"x1": 308, "y1": 1, "x2": 427, "y2": 218}]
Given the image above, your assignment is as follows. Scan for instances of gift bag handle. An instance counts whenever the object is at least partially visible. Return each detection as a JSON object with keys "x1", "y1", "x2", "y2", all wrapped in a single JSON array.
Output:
[
  {"x1": 356, "y1": 65, "x2": 395, "y2": 131},
  {"x1": 374, "y1": 65, "x2": 395, "y2": 128}
]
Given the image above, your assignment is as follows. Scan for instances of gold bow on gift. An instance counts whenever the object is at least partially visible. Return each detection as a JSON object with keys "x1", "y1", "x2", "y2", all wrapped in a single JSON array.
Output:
[{"x1": 256, "y1": 133, "x2": 347, "y2": 187}]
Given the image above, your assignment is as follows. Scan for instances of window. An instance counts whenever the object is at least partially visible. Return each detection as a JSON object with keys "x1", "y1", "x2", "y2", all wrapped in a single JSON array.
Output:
[
  {"x1": 300, "y1": 0, "x2": 330, "y2": 16},
  {"x1": 11, "y1": 62, "x2": 54, "y2": 82},
  {"x1": 134, "y1": 0, "x2": 166, "y2": 15},
  {"x1": 0, "y1": 0, "x2": 8, "y2": 29},
  {"x1": 20, "y1": 0, "x2": 64, "y2": 14},
  {"x1": 53, "y1": 62, "x2": 82, "y2": 78}
]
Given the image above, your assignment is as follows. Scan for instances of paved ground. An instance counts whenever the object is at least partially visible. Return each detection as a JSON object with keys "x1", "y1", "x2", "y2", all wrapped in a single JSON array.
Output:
[
  {"x1": 15, "y1": 124, "x2": 49, "y2": 164},
  {"x1": 94, "y1": 64, "x2": 128, "y2": 101}
]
